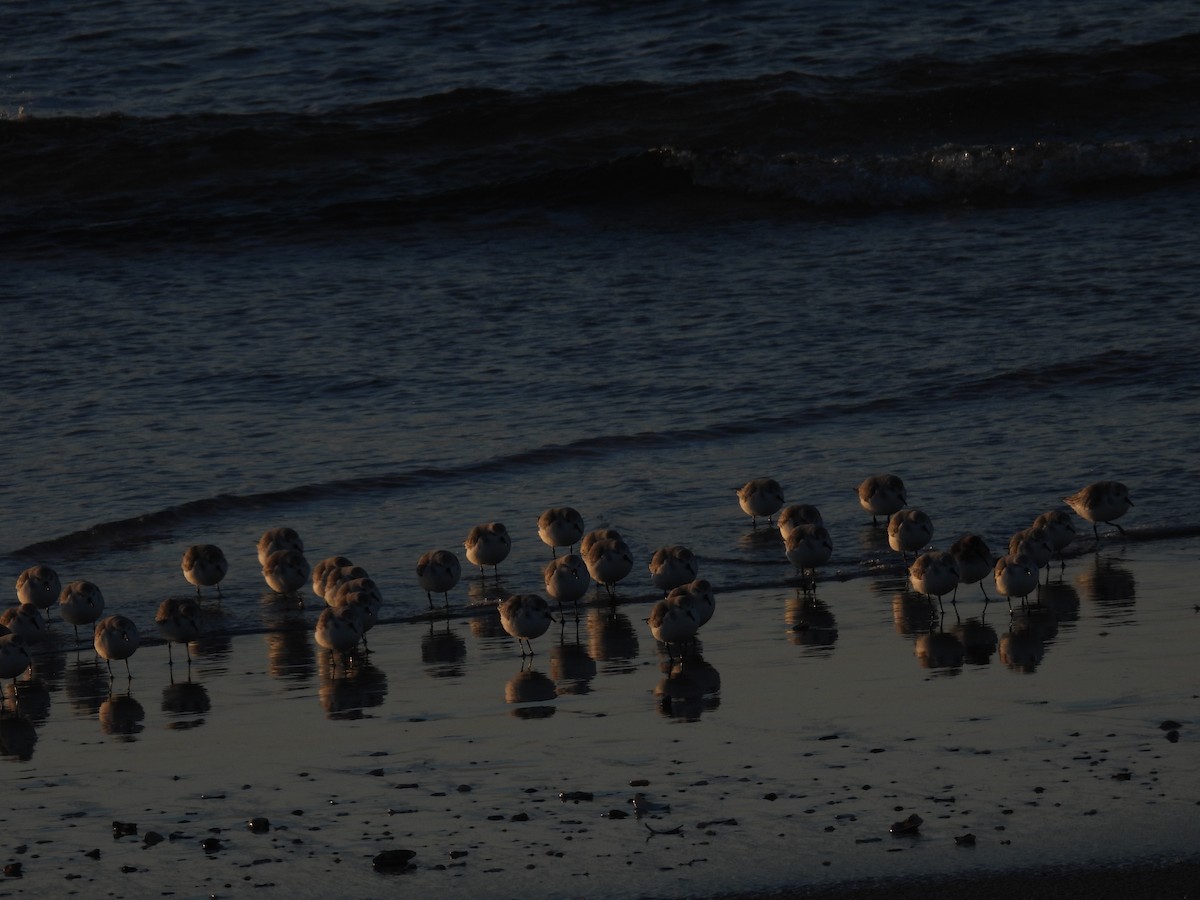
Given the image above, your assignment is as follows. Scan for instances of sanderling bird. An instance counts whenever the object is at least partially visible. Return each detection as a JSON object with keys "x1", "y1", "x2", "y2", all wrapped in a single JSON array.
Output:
[
  {"x1": 94, "y1": 614, "x2": 140, "y2": 679},
  {"x1": 668, "y1": 578, "x2": 716, "y2": 629},
  {"x1": 649, "y1": 545, "x2": 699, "y2": 593},
  {"x1": 327, "y1": 576, "x2": 383, "y2": 648},
  {"x1": 737, "y1": 478, "x2": 785, "y2": 528},
  {"x1": 262, "y1": 548, "x2": 311, "y2": 595},
  {"x1": 778, "y1": 504, "x2": 823, "y2": 541},
  {"x1": 580, "y1": 528, "x2": 623, "y2": 559},
  {"x1": 994, "y1": 552, "x2": 1040, "y2": 608},
  {"x1": 464, "y1": 522, "x2": 512, "y2": 577},
  {"x1": 155, "y1": 597, "x2": 202, "y2": 665},
  {"x1": 887, "y1": 508, "x2": 934, "y2": 565},
  {"x1": 544, "y1": 553, "x2": 592, "y2": 612},
  {"x1": 949, "y1": 534, "x2": 994, "y2": 602},
  {"x1": 0, "y1": 633, "x2": 32, "y2": 690},
  {"x1": 181, "y1": 544, "x2": 228, "y2": 599},
  {"x1": 311, "y1": 555, "x2": 354, "y2": 600},
  {"x1": 417, "y1": 549, "x2": 462, "y2": 608},
  {"x1": 582, "y1": 535, "x2": 634, "y2": 599},
  {"x1": 647, "y1": 593, "x2": 699, "y2": 660},
  {"x1": 1009, "y1": 526, "x2": 1054, "y2": 577},
  {"x1": 537, "y1": 507, "x2": 585, "y2": 557},
  {"x1": 857, "y1": 474, "x2": 907, "y2": 525},
  {"x1": 59, "y1": 580, "x2": 105, "y2": 641},
  {"x1": 314, "y1": 604, "x2": 363, "y2": 662},
  {"x1": 256, "y1": 526, "x2": 304, "y2": 567},
  {"x1": 784, "y1": 524, "x2": 834, "y2": 591},
  {"x1": 1032, "y1": 510, "x2": 1077, "y2": 570},
  {"x1": 315, "y1": 559, "x2": 369, "y2": 602},
  {"x1": 1064, "y1": 481, "x2": 1133, "y2": 543},
  {"x1": 16, "y1": 564, "x2": 61, "y2": 616},
  {"x1": 499, "y1": 593, "x2": 556, "y2": 656},
  {"x1": 909, "y1": 550, "x2": 961, "y2": 610},
  {"x1": 0, "y1": 603, "x2": 46, "y2": 646}
]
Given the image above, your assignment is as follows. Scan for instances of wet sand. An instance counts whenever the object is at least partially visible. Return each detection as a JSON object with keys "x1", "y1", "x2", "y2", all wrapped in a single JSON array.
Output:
[{"x1": 1, "y1": 537, "x2": 1196, "y2": 899}]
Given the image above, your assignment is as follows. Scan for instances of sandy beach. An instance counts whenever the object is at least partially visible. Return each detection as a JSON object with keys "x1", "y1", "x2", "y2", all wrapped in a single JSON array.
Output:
[{"x1": 1, "y1": 535, "x2": 1197, "y2": 899}]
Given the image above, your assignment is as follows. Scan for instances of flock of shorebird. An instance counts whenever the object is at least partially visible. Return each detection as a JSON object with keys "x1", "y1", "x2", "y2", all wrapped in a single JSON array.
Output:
[{"x1": 0, "y1": 476, "x2": 1132, "y2": 684}]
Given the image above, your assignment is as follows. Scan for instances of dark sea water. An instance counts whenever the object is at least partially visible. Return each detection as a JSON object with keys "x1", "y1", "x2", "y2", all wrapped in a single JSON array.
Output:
[{"x1": 5, "y1": 0, "x2": 1200, "y2": 623}]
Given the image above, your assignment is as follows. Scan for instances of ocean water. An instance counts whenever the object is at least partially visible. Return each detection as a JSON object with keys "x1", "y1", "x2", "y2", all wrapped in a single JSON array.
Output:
[{"x1": 4, "y1": 0, "x2": 1200, "y2": 620}]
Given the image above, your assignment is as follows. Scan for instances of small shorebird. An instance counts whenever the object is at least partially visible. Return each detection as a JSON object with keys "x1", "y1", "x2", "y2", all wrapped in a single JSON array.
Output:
[
  {"x1": 327, "y1": 576, "x2": 383, "y2": 649},
  {"x1": 181, "y1": 544, "x2": 228, "y2": 599},
  {"x1": 256, "y1": 526, "x2": 304, "y2": 567},
  {"x1": 537, "y1": 507, "x2": 585, "y2": 557},
  {"x1": 778, "y1": 504, "x2": 823, "y2": 541},
  {"x1": 582, "y1": 535, "x2": 634, "y2": 598},
  {"x1": 544, "y1": 554, "x2": 592, "y2": 612},
  {"x1": 499, "y1": 593, "x2": 556, "y2": 656},
  {"x1": 16, "y1": 564, "x2": 61, "y2": 616},
  {"x1": 464, "y1": 522, "x2": 512, "y2": 577},
  {"x1": 0, "y1": 603, "x2": 46, "y2": 646},
  {"x1": 857, "y1": 474, "x2": 907, "y2": 525},
  {"x1": 155, "y1": 597, "x2": 202, "y2": 664},
  {"x1": 59, "y1": 580, "x2": 105, "y2": 641},
  {"x1": 949, "y1": 534, "x2": 994, "y2": 602},
  {"x1": 311, "y1": 555, "x2": 354, "y2": 600},
  {"x1": 737, "y1": 478, "x2": 785, "y2": 528},
  {"x1": 668, "y1": 578, "x2": 716, "y2": 629},
  {"x1": 994, "y1": 552, "x2": 1040, "y2": 608},
  {"x1": 1032, "y1": 510, "x2": 1077, "y2": 570},
  {"x1": 262, "y1": 548, "x2": 311, "y2": 594},
  {"x1": 887, "y1": 508, "x2": 933, "y2": 565},
  {"x1": 647, "y1": 593, "x2": 698, "y2": 660},
  {"x1": 1064, "y1": 481, "x2": 1133, "y2": 543},
  {"x1": 1009, "y1": 526, "x2": 1054, "y2": 577},
  {"x1": 314, "y1": 604, "x2": 363, "y2": 663},
  {"x1": 580, "y1": 528, "x2": 623, "y2": 559},
  {"x1": 94, "y1": 614, "x2": 140, "y2": 679},
  {"x1": 649, "y1": 545, "x2": 699, "y2": 593},
  {"x1": 909, "y1": 550, "x2": 960, "y2": 610},
  {"x1": 417, "y1": 549, "x2": 461, "y2": 608},
  {"x1": 0, "y1": 633, "x2": 32, "y2": 691},
  {"x1": 784, "y1": 524, "x2": 833, "y2": 591}
]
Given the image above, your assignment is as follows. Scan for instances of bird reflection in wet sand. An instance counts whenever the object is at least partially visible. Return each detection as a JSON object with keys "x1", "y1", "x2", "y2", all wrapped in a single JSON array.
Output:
[
  {"x1": 318, "y1": 656, "x2": 388, "y2": 720},
  {"x1": 999, "y1": 621, "x2": 1049, "y2": 673},
  {"x1": 264, "y1": 629, "x2": 315, "y2": 683},
  {"x1": 1076, "y1": 556, "x2": 1137, "y2": 620},
  {"x1": 785, "y1": 593, "x2": 838, "y2": 652},
  {"x1": 63, "y1": 656, "x2": 110, "y2": 718},
  {"x1": 99, "y1": 691, "x2": 145, "y2": 739},
  {"x1": 505, "y1": 667, "x2": 558, "y2": 718},
  {"x1": 655, "y1": 655, "x2": 720, "y2": 721},
  {"x1": 953, "y1": 618, "x2": 999, "y2": 665},
  {"x1": 913, "y1": 623, "x2": 965, "y2": 674},
  {"x1": 0, "y1": 714, "x2": 37, "y2": 760},
  {"x1": 422, "y1": 616, "x2": 467, "y2": 678},
  {"x1": 162, "y1": 677, "x2": 211, "y2": 729},
  {"x1": 586, "y1": 609, "x2": 640, "y2": 672},
  {"x1": 890, "y1": 591, "x2": 937, "y2": 636},
  {"x1": 4, "y1": 670, "x2": 50, "y2": 723},
  {"x1": 550, "y1": 617, "x2": 597, "y2": 694}
]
